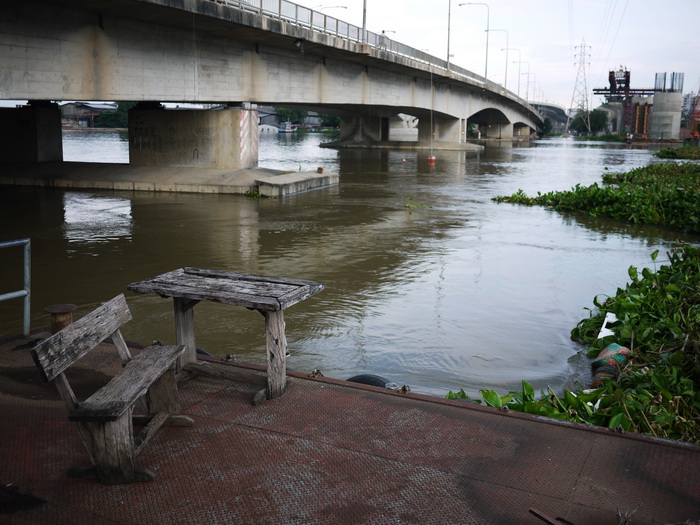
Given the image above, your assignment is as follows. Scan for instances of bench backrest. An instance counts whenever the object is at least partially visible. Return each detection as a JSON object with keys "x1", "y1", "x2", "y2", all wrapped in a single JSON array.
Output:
[{"x1": 31, "y1": 294, "x2": 133, "y2": 383}]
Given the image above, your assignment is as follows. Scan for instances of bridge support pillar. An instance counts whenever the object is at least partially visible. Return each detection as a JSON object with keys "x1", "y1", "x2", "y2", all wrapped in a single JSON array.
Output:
[
  {"x1": 417, "y1": 116, "x2": 463, "y2": 143},
  {"x1": 483, "y1": 123, "x2": 514, "y2": 139},
  {"x1": 128, "y1": 103, "x2": 259, "y2": 169},
  {"x1": 0, "y1": 101, "x2": 62, "y2": 163},
  {"x1": 338, "y1": 115, "x2": 387, "y2": 143}
]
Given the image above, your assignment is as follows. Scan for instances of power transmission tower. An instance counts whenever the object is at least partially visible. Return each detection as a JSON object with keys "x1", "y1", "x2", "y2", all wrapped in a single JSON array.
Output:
[{"x1": 566, "y1": 39, "x2": 591, "y2": 133}]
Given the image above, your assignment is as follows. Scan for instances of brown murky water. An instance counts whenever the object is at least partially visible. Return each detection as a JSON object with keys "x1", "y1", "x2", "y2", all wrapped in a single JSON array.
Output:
[{"x1": 1, "y1": 130, "x2": 696, "y2": 397}]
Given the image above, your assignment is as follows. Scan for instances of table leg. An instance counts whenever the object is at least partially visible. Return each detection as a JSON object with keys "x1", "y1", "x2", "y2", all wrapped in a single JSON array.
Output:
[
  {"x1": 173, "y1": 298, "x2": 198, "y2": 370},
  {"x1": 262, "y1": 309, "x2": 287, "y2": 400}
]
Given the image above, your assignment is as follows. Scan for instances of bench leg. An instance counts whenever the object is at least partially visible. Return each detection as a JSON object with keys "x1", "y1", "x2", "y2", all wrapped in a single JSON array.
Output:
[
  {"x1": 71, "y1": 410, "x2": 153, "y2": 485},
  {"x1": 174, "y1": 297, "x2": 198, "y2": 372},
  {"x1": 263, "y1": 310, "x2": 288, "y2": 400},
  {"x1": 146, "y1": 367, "x2": 181, "y2": 415}
]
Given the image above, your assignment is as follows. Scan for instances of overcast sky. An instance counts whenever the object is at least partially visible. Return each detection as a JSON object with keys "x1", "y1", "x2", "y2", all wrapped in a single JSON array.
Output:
[{"x1": 297, "y1": 0, "x2": 699, "y2": 108}]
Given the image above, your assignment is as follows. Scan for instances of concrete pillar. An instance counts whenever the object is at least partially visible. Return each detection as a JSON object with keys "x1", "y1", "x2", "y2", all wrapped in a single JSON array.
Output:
[
  {"x1": 128, "y1": 104, "x2": 258, "y2": 169},
  {"x1": 417, "y1": 116, "x2": 461, "y2": 143},
  {"x1": 649, "y1": 92, "x2": 682, "y2": 140},
  {"x1": 483, "y1": 122, "x2": 513, "y2": 138},
  {"x1": 513, "y1": 124, "x2": 531, "y2": 137},
  {"x1": 338, "y1": 115, "x2": 383, "y2": 143},
  {"x1": 0, "y1": 101, "x2": 63, "y2": 163}
]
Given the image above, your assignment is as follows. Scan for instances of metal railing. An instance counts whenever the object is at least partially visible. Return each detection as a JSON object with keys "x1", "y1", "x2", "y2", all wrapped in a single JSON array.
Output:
[
  {"x1": 0, "y1": 238, "x2": 31, "y2": 336},
  {"x1": 210, "y1": 0, "x2": 539, "y2": 116}
]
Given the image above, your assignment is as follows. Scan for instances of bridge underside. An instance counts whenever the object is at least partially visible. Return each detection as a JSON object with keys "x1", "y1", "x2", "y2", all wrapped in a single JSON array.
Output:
[{"x1": 0, "y1": 100, "x2": 537, "y2": 170}]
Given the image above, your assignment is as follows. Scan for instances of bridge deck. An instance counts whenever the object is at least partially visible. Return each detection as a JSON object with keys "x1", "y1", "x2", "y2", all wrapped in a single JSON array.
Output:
[{"x1": 1, "y1": 332, "x2": 698, "y2": 524}]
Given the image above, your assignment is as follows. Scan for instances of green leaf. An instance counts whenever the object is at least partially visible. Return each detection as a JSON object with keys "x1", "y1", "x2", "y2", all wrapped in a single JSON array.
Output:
[
  {"x1": 480, "y1": 389, "x2": 503, "y2": 408},
  {"x1": 522, "y1": 380, "x2": 535, "y2": 403},
  {"x1": 608, "y1": 412, "x2": 629, "y2": 430},
  {"x1": 628, "y1": 265, "x2": 639, "y2": 281}
]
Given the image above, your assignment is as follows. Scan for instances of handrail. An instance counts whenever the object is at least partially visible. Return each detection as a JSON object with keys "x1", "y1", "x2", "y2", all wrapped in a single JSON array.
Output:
[
  {"x1": 209, "y1": 0, "x2": 541, "y2": 119},
  {"x1": 0, "y1": 238, "x2": 31, "y2": 336}
]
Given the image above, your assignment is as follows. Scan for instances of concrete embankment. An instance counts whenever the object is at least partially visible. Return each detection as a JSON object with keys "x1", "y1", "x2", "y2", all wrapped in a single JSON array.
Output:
[{"x1": 0, "y1": 162, "x2": 338, "y2": 196}]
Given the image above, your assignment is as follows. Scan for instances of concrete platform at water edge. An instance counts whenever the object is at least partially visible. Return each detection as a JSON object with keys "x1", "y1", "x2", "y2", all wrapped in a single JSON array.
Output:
[
  {"x1": 1, "y1": 331, "x2": 699, "y2": 525},
  {"x1": 0, "y1": 162, "x2": 339, "y2": 197}
]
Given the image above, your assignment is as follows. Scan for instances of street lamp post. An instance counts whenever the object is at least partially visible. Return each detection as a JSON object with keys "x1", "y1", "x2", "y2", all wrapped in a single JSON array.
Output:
[
  {"x1": 520, "y1": 62, "x2": 530, "y2": 101},
  {"x1": 362, "y1": 0, "x2": 367, "y2": 43},
  {"x1": 501, "y1": 47, "x2": 520, "y2": 97},
  {"x1": 487, "y1": 29, "x2": 508, "y2": 89},
  {"x1": 459, "y1": 2, "x2": 489, "y2": 81},
  {"x1": 447, "y1": 0, "x2": 452, "y2": 68}
]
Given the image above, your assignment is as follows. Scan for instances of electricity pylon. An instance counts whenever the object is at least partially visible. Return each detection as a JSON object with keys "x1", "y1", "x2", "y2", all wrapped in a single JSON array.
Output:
[{"x1": 566, "y1": 39, "x2": 591, "y2": 133}]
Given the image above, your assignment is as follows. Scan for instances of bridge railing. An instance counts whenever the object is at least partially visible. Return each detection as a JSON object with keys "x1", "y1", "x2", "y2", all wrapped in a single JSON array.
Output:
[{"x1": 214, "y1": 0, "x2": 540, "y2": 118}]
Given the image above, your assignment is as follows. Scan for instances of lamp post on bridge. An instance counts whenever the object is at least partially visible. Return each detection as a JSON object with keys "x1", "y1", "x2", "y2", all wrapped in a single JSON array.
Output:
[
  {"x1": 459, "y1": 2, "x2": 489, "y2": 82},
  {"x1": 501, "y1": 47, "x2": 520, "y2": 97},
  {"x1": 362, "y1": 0, "x2": 367, "y2": 43},
  {"x1": 487, "y1": 29, "x2": 508, "y2": 90},
  {"x1": 521, "y1": 62, "x2": 530, "y2": 101},
  {"x1": 447, "y1": 0, "x2": 453, "y2": 68}
]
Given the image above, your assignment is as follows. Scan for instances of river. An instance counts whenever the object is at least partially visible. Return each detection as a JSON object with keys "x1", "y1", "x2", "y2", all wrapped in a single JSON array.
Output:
[{"x1": 1, "y1": 129, "x2": 696, "y2": 398}]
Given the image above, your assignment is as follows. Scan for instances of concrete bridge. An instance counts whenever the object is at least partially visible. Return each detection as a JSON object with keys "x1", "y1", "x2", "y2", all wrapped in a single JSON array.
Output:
[{"x1": 0, "y1": 0, "x2": 543, "y2": 170}]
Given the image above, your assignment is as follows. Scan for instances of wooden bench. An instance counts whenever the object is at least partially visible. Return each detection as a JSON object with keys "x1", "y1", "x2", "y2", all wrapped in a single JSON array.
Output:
[{"x1": 30, "y1": 294, "x2": 194, "y2": 485}]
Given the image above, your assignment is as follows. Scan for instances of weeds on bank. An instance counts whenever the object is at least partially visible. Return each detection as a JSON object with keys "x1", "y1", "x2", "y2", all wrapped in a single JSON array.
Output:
[
  {"x1": 448, "y1": 246, "x2": 700, "y2": 443},
  {"x1": 655, "y1": 145, "x2": 700, "y2": 160},
  {"x1": 573, "y1": 133, "x2": 627, "y2": 142},
  {"x1": 492, "y1": 162, "x2": 700, "y2": 232},
  {"x1": 244, "y1": 190, "x2": 273, "y2": 198}
]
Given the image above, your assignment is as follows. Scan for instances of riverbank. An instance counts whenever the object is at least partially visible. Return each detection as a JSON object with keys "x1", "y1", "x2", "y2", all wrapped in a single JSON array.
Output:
[{"x1": 1, "y1": 331, "x2": 698, "y2": 524}]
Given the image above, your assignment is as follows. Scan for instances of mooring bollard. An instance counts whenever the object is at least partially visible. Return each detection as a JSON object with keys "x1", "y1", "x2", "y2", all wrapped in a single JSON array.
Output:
[{"x1": 44, "y1": 304, "x2": 77, "y2": 334}]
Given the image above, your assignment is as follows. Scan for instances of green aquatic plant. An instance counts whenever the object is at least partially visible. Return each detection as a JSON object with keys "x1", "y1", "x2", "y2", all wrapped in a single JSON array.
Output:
[
  {"x1": 493, "y1": 162, "x2": 700, "y2": 232},
  {"x1": 655, "y1": 145, "x2": 700, "y2": 160}
]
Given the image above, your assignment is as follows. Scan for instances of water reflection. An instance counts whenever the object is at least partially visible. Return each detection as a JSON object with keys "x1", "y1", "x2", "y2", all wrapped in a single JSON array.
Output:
[{"x1": 63, "y1": 192, "x2": 132, "y2": 247}]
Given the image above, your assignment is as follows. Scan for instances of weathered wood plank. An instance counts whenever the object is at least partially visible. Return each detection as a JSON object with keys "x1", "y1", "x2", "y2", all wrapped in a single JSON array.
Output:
[
  {"x1": 69, "y1": 345, "x2": 184, "y2": 422},
  {"x1": 174, "y1": 298, "x2": 198, "y2": 367},
  {"x1": 263, "y1": 310, "x2": 288, "y2": 400},
  {"x1": 90, "y1": 412, "x2": 136, "y2": 484},
  {"x1": 183, "y1": 362, "x2": 267, "y2": 386},
  {"x1": 31, "y1": 294, "x2": 132, "y2": 382},
  {"x1": 128, "y1": 267, "x2": 324, "y2": 311},
  {"x1": 133, "y1": 411, "x2": 169, "y2": 457},
  {"x1": 111, "y1": 328, "x2": 132, "y2": 363}
]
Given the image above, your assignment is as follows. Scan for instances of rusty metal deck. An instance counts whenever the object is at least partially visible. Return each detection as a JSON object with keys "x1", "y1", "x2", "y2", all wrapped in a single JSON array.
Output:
[{"x1": 1, "y1": 332, "x2": 698, "y2": 524}]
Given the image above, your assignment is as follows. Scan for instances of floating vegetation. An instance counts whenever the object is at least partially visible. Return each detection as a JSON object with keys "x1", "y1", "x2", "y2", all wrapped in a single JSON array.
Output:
[
  {"x1": 655, "y1": 145, "x2": 700, "y2": 160},
  {"x1": 244, "y1": 189, "x2": 272, "y2": 198},
  {"x1": 492, "y1": 162, "x2": 700, "y2": 232},
  {"x1": 573, "y1": 133, "x2": 627, "y2": 142}
]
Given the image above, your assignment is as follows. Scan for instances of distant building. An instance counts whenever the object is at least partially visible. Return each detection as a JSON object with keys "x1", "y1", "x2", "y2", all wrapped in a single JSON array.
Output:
[
  {"x1": 60, "y1": 102, "x2": 118, "y2": 127},
  {"x1": 593, "y1": 69, "x2": 684, "y2": 139}
]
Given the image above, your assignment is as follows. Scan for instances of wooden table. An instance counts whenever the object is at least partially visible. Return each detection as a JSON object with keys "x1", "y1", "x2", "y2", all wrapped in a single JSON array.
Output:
[{"x1": 128, "y1": 267, "x2": 324, "y2": 402}]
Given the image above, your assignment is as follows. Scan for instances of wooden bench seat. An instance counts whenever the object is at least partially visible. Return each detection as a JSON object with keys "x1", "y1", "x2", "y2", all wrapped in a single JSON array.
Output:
[
  {"x1": 31, "y1": 294, "x2": 193, "y2": 485},
  {"x1": 69, "y1": 344, "x2": 185, "y2": 422}
]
